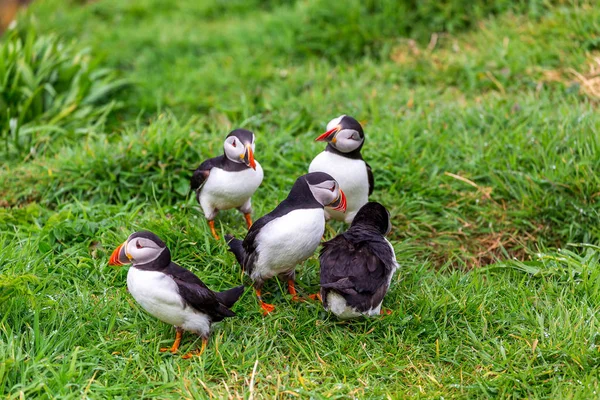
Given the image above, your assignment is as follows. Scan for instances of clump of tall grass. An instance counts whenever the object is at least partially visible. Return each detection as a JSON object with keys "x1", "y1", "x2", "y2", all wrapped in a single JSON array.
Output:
[{"x1": 0, "y1": 25, "x2": 128, "y2": 161}]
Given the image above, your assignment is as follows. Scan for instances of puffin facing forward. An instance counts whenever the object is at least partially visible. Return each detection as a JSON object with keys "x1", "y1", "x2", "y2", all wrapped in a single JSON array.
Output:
[
  {"x1": 225, "y1": 172, "x2": 346, "y2": 314},
  {"x1": 308, "y1": 115, "x2": 373, "y2": 223},
  {"x1": 191, "y1": 129, "x2": 264, "y2": 240},
  {"x1": 108, "y1": 231, "x2": 244, "y2": 358},
  {"x1": 317, "y1": 202, "x2": 398, "y2": 319}
]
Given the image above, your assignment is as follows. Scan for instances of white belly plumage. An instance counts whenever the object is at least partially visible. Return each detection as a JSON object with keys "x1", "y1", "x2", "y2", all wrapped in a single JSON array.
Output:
[
  {"x1": 308, "y1": 152, "x2": 369, "y2": 223},
  {"x1": 127, "y1": 268, "x2": 211, "y2": 337},
  {"x1": 199, "y1": 163, "x2": 264, "y2": 218},
  {"x1": 326, "y1": 292, "x2": 382, "y2": 319},
  {"x1": 251, "y1": 208, "x2": 325, "y2": 281}
]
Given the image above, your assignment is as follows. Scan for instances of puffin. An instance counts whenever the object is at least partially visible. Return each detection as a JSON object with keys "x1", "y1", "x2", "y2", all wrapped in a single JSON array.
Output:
[
  {"x1": 190, "y1": 129, "x2": 264, "y2": 240},
  {"x1": 225, "y1": 172, "x2": 347, "y2": 314},
  {"x1": 316, "y1": 202, "x2": 398, "y2": 319},
  {"x1": 108, "y1": 230, "x2": 244, "y2": 358},
  {"x1": 308, "y1": 115, "x2": 373, "y2": 224}
]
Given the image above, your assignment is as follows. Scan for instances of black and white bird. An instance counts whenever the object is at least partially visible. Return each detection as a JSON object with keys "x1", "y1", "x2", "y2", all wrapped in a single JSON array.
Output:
[
  {"x1": 190, "y1": 129, "x2": 264, "y2": 240},
  {"x1": 108, "y1": 230, "x2": 244, "y2": 358},
  {"x1": 316, "y1": 202, "x2": 398, "y2": 319},
  {"x1": 225, "y1": 172, "x2": 347, "y2": 314},
  {"x1": 308, "y1": 115, "x2": 373, "y2": 224}
]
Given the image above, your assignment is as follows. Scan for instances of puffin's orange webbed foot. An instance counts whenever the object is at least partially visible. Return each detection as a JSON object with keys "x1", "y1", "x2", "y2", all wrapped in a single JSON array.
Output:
[
  {"x1": 208, "y1": 220, "x2": 220, "y2": 240},
  {"x1": 308, "y1": 293, "x2": 322, "y2": 302},
  {"x1": 182, "y1": 338, "x2": 207, "y2": 359},
  {"x1": 160, "y1": 328, "x2": 183, "y2": 354},
  {"x1": 287, "y1": 280, "x2": 303, "y2": 302},
  {"x1": 380, "y1": 308, "x2": 392, "y2": 316},
  {"x1": 260, "y1": 302, "x2": 276, "y2": 314},
  {"x1": 244, "y1": 213, "x2": 253, "y2": 229},
  {"x1": 255, "y1": 288, "x2": 275, "y2": 315}
]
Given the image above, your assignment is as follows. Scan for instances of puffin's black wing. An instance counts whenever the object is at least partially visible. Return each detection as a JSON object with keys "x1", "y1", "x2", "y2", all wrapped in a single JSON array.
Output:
[
  {"x1": 366, "y1": 162, "x2": 374, "y2": 196},
  {"x1": 190, "y1": 156, "x2": 222, "y2": 191},
  {"x1": 164, "y1": 262, "x2": 209, "y2": 289},
  {"x1": 240, "y1": 213, "x2": 278, "y2": 274},
  {"x1": 319, "y1": 235, "x2": 389, "y2": 311},
  {"x1": 164, "y1": 262, "x2": 235, "y2": 321}
]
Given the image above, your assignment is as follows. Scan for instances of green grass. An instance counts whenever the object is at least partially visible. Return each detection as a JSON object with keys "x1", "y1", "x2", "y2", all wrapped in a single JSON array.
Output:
[
  {"x1": 1, "y1": 0, "x2": 600, "y2": 398},
  {"x1": 0, "y1": 27, "x2": 128, "y2": 161}
]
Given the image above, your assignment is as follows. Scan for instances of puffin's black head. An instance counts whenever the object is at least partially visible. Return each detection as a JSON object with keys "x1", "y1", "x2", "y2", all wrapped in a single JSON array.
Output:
[
  {"x1": 109, "y1": 230, "x2": 171, "y2": 269},
  {"x1": 351, "y1": 202, "x2": 391, "y2": 235},
  {"x1": 298, "y1": 172, "x2": 347, "y2": 212},
  {"x1": 224, "y1": 128, "x2": 257, "y2": 170},
  {"x1": 315, "y1": 115, "x2": 365, "y2": 153}
]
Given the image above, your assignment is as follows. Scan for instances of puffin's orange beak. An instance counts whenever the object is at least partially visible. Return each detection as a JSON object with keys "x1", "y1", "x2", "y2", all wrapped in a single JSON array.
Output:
[
  {"x1": 330, "y1": 189, "x2": 347, "y2": 212},
  {"x1": 315, "y1": 125, "x2": 340, "y2": 142},
  {"x1": 109, "y1": 242, "x2": 129, "y2": 266},
  {"x1": 244, "y1": 145, "x2": 256, "y2": 170}
]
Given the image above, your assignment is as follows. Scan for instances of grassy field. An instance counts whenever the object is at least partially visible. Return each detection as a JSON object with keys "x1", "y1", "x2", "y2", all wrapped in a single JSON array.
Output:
[{"x1": 1, "y1": 0, "x2": 600, "y2": 398}]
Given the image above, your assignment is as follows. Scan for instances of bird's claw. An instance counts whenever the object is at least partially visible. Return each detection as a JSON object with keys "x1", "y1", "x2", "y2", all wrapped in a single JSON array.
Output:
[
  {"x1": 159, "y1": 347, "x2": 175, "y2": 353},
  {"x1": 308, "y1": 293, "x2": 322, "y2": 302}
]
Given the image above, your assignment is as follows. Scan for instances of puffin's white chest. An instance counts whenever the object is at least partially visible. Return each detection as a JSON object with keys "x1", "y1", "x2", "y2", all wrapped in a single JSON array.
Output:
[
  {"x1": 251, "y1": 208, "x2": 325, "y2": 280},
  {"x1": 200, "y1": 162, "x2": 264, "y2": 210},
  {"x1": 126, "y1": 268, "x2": 211, "y2": 336},
  {"x1": 308, "y1": 152, "x2": 369, "y2": 223},
  {"x1": 326, "y1": 292, "x2": 377, "y2": 319}
]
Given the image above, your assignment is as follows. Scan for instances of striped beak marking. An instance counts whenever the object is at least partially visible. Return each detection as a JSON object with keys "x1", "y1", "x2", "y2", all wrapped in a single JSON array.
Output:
[{"x1": 315, "y1": 125, "x2": 340, "y2": 144}]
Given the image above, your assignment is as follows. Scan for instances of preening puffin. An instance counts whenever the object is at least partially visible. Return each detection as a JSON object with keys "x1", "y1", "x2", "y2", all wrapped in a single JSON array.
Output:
[
  {"x1": 308, "y1": 115, "x2": 373, "y2": 224},
  {"x1": 191, "y1": 129, "x2": 264, "y2": 240},
  {"x1": 317, "y1": 202, "x2": 398, "y2": 319},
  {"x1": 225, "y1": 172, "x2": 347, "y2": 314},
  {"x1": 108, "y1": 230, "x2": 244, "y2": 358}
]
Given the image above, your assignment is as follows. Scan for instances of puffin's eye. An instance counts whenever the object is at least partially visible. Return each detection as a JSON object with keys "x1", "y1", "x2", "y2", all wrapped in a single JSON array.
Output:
[
  {"x1": 136, "y1": 240, "x2": 143, "y2": 249},
  {"x1": 231, "y1": 140, "x2": 237, "y2": 148},
  {"x1": 329, "y1": 185, "x2": 335, "y2": 192}
]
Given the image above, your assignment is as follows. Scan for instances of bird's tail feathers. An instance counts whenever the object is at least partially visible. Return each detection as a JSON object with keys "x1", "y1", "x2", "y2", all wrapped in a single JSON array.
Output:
[
  {"x1": 215, "y1": 285, "x2": 245, "y2": 308},
  {"x1": 225, "y1": 234, "x2": 246, "y2": 267}
]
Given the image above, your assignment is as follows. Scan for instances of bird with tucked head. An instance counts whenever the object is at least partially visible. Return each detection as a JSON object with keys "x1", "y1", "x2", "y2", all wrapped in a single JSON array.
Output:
[
  {"x1": 313, "y1": 202, "x2": 398, "y2": 319},
  {"x1": 190, "y1": 129, "x2": 264, "y2": 240},
  {"x1": 109, "y1": 230, "x2": 244, "y2": 358},
  {"x1": 308, "y1": 115, "x2": 373, "y2": 224},
  {"x1": 225, "y1": 172, "x2": 346, "y2": 314}
]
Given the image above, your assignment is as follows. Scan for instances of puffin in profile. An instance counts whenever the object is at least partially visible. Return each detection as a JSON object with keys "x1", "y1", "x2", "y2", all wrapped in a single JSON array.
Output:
[
  {"x1": 225, "y1": 172, "x2": 347, "y2": 314},
  {"x1": 190, "y1": 129, "x2": 264, "y2": 240},
  {"x1": 308, "y1": 115, "x2": 373, "y2": 224},
  {"x1": 316, "y1": 202, "x2": 398, "y2": 319},
  {"x1": 108, "y1": 230, "x2": 244, "y2": 358}
]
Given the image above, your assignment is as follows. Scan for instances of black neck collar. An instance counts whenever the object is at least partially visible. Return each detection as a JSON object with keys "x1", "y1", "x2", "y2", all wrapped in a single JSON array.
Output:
[{"x1": 325, "y1": 143, "x2": 364, "y2": 160}]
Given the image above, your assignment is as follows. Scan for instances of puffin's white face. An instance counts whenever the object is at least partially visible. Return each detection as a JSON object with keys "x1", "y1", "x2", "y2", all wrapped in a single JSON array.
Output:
[
  {"x1": 108, "y1": 233, "x2": 167, "y2": 266},
  {"x1": 332, "y1": 128, "x2": 363, "y2": 153},
  {"x1": 224, "y1": 134, "x2": 256, "y2": 169},
  {"x1": 315, "y1": 115, "x2": 364, "y2": 153},
  {"x1": 308, "y1": 179, "x2": 347, "y2": 211},
  {"x1": 124, "y1": 236, "x2": 165, "y2": 265}
]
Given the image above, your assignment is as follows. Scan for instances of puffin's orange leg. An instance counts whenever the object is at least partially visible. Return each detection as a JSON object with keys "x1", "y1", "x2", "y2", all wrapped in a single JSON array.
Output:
[
  {"x1": 308, "y1": 293, "x2": 322, "y2": 302},
  {"x1": 160, "y1": 328, "x2": 183, "y2": 353},
  {"x1": 244, "y1": 213, "x2": 253, "y2": 229},
  {"x1": 287, "y1": 280, "x2": 302, "y2": 302},
  {"x1": 380, "y1": 308, "x2": 392, "y2": 316},
  {"x1": 255, "y1": 289, "x2": 275, "y2": 314},
  {"x1": 182, "y1": 337, "x2": 208, "y2": 359},
  {"x1": 208, "y1": 220, "x2": 220, "y2": 240}
]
